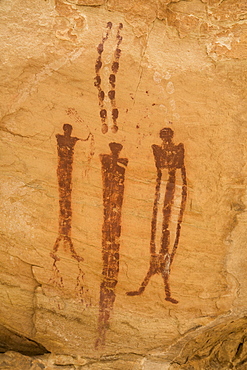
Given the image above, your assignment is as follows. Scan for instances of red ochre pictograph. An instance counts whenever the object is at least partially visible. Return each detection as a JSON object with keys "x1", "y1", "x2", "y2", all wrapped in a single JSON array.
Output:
[
  {"x1": 95, "y1": 142, "x2": 128, "y2": 348},
  {"x1": 127, "y1": 128, "x2": 187, "y2": 304},
  {"x1": 94, "y1": 22, "x2": 123, "y2": 134},
  {"x1": 50, "y1": 124, "x2": 91, "y2": 300}
]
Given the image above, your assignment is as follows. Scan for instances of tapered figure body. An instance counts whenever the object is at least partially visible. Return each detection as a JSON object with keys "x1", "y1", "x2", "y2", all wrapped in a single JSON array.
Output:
[
  {"x1": 127, "y1": 128, "x2": 187, "y2": 303},
  {"x1": 96, "y1": 142, "x2": 128, "y2": 348}
]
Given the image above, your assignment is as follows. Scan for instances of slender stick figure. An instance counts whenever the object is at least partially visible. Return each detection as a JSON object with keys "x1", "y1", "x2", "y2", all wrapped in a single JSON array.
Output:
[
  {"x1": 126, "y1": 128, "x2": 187, "y2": 304},
  {"x1": 94, "y1": 22, "x2": 123, "y2": 134},
  {"x1": 95, "y1": 142, "x2": 128, "y2": 348},
  {"x1": 50, "y1": 124, "x2": 90, "y2": 293}
]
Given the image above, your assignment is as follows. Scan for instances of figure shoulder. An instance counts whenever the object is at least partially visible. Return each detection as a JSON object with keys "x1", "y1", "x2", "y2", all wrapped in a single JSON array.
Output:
[
  {"x1": 71, "y1": 136, "x2": 79, "y2": 145},
  {"x1": 100, "y1": 153, "x2": 111, "y2": 164},
  {"x1": 177, "y1": 143, "x2": 185, "y2": 152},
  {"x1": 118, "y1": 158, "x2": 128, "y2": 166},
  {"x1": 56, "y1": 134, "x2": 63, "y2": 145},
  {"x1": 151, "y1": 144, "x2": 161, "y2": 155},
  {"x1": 152, "y1": 144, "x2": 160, "y2": 150}
]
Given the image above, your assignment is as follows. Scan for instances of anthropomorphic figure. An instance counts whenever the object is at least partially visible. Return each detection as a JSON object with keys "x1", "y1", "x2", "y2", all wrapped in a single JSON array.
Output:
[
  {"x1": 96, "y1": 142, "x2": 128, "y2": 348},
  {"x1": 51, "y1": 124, "x2": 90, "y2": 293},
  {"x1": 127, "y1": 128, "x2": 187, "y2": 303}
]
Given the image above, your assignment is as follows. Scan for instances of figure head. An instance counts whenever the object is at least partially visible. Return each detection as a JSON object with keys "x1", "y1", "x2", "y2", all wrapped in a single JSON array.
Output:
[
  {"x1": 109, "y1": 142, "x2": 123, "y2": 156},
  {"x1": 160, "y1": 127, "x2": 174, "y2": 143},
  {"x1": 63, "y1": 124, "x2": 73, "y2": 136}
]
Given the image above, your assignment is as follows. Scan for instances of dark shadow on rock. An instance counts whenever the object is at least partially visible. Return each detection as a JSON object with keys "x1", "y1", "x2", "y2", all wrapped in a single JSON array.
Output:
[{"x1": 0, "y1": 325, "x2": 49, "y2": 356}]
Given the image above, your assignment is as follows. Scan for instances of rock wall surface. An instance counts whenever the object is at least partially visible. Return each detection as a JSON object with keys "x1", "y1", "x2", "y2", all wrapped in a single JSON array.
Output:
[{"x1": 0, "y1": 0, "x2": 247, "y2": 368}]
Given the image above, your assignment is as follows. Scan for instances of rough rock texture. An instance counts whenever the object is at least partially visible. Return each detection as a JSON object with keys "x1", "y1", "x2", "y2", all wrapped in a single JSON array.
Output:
[
  {"x1": 0, "y1": 325, "x2": 48, "y2": 356},
  {"x1": 0, "y1": 0, "x2": 247, "y2": 368}
]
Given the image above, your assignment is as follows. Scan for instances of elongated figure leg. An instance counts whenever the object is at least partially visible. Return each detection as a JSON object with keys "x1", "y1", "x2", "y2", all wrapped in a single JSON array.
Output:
[
  {"x1": 126, "y1": 263, "x2": 157, "y2": 296},
  {"x1": 162, "y1": 270, "x2": 178, "y2": 304}
]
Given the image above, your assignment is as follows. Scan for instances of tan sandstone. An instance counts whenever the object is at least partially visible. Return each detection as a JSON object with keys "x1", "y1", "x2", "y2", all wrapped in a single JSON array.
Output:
[{"x1": 0, "y1": 0, "x2": 247, "y2": 368}]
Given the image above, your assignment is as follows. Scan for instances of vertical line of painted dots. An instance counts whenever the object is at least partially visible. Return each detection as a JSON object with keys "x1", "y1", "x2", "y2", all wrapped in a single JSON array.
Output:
[
  {"x1": 94, "y1": 22, "x2": 112, "y2": 134},
  {"x1": 108, "y1": 23, "x2": 123, "y2": 133}
]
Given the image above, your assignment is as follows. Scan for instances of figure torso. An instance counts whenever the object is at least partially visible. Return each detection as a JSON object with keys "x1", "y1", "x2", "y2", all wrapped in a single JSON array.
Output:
[
  {"x1": 152, "y1": 143, "x2": 185, "y2": 170},
  {"x1": 56, "y1": 134, "x2": 78, "y2": 160}
]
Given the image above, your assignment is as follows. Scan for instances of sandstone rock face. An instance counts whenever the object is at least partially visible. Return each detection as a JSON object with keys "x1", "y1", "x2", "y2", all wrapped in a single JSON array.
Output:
[{"x1": 1, "y1": 0, "x2": 247, "y2": 368}]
